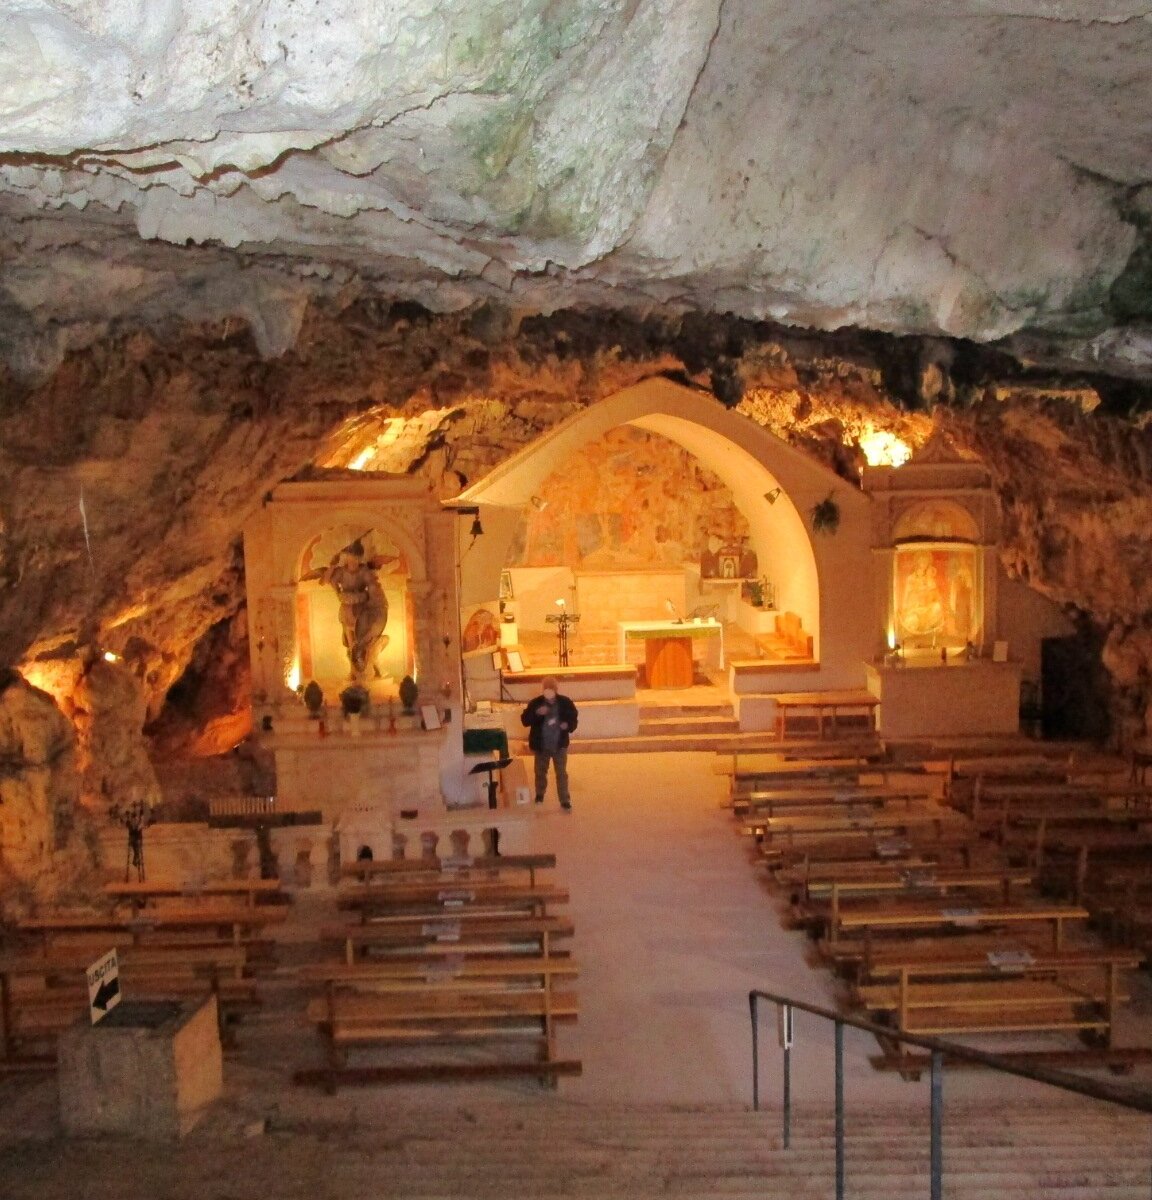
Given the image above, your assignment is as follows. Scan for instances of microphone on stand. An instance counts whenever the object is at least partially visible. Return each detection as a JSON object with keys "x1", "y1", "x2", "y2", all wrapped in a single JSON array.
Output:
[{"x1": 664, "y1": 598, "x2": 684, "y2": 624}]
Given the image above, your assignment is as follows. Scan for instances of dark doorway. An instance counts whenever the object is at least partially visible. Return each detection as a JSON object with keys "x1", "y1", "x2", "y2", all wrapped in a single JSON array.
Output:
[{"x1": 1040, "y1": 633, "x2": 1110, "y2": 742}]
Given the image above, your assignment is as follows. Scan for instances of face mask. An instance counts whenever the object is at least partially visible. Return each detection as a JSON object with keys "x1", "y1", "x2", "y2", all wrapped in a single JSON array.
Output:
[{"x1": 543, "y1": 690, "x2": 557, "y2": 702}]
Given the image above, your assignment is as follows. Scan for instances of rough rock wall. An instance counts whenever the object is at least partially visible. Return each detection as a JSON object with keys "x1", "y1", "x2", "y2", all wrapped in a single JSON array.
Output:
[{"x1": 0, "y1": 671, "x2": 97, "y2": 908}]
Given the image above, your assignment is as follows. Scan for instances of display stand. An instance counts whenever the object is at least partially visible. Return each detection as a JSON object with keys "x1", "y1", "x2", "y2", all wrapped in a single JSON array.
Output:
[{"x1": 468, "y1": 756, "x2": 514, "y2": 811}]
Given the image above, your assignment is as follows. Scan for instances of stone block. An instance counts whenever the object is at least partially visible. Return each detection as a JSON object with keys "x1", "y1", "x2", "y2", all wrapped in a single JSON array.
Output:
[{"x1": 58, "y1": 996, "x2": 223, "y2": 1139}]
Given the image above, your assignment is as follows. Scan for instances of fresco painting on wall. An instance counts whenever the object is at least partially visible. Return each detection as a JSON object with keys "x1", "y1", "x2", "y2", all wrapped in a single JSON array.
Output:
[
  {"x1": 461, "y1": 605, "x2": 501, "y2": 656},
  {"x1": 893, "y1": 544, "x2": 979, "y2": 647}
]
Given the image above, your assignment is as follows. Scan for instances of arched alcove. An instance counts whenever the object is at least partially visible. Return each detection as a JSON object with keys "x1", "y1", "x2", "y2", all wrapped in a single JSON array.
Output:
[{"x1": 454, "y1": 378, "x2": 875, "y2": 690}]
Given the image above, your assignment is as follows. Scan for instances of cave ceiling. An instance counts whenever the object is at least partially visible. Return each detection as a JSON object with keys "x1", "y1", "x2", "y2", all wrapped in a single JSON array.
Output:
[
  {"x1": 4, "y1": 1, "x2": 1152, "y2": 736},
  {"x1": 1, "y1": 1, "x2": 1152, "y2": 379}
]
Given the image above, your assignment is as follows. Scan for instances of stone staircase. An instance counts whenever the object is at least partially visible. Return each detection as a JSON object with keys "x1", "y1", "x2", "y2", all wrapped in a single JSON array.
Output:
[
  {"x1": 577, "y1": 702, "x2": 781, "y2": 754},
  {"x1": 183, "y1": 1096, "x2": 1152, "y2": 1199}
]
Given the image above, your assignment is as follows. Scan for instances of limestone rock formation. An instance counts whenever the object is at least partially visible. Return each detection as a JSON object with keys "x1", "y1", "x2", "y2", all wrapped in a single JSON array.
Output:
[
  {"x1": 0, "y1": 670, "x2": 97, "y2": 907},
  {"x1": 71, "y1": 654, "x2": 162, "y2": 816},
  {"x1": 0, "y1": 2, "x2": 1151, "y2": 377}
]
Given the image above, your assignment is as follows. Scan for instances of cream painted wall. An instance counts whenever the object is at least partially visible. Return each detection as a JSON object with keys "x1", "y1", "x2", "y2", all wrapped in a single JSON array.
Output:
[{"x1": 997, "y1": 569, "x2": 1076, "y2": 684}]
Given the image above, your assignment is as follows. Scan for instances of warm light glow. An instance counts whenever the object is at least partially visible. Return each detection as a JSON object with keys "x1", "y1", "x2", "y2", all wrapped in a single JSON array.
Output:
[
  {"x1": 859, "y1": 427, "x2": 912, "y2": 468},
  {"x1": 286, "y1": 660, "x2": 301, "y2": 692},
  {"x1": 102, "y1": 650, "x2": 120, "y2": 663},
  {"x1": 555, "y1": 598, "x2": 566, "y2": 607},
  {"x1": 343, "y1": 418, "x2": 406, "y2": 471},
  {"x1": 18, "y1": 661, "x2": 74, "y2": 703},
  {"x1": 887, "y1": 627, "x2": 896, "y2": 650}
]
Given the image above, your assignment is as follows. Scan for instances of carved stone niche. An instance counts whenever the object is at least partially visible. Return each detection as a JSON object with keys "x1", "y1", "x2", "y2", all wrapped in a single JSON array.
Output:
[{"x1": 242, "y1": 478, "x2": 459, "y2": 818}]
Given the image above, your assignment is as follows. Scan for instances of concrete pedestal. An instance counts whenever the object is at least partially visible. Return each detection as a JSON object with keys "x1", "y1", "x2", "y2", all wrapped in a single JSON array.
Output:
[
  {"x1": 58, "y1": 996, "x2": 223, "y2": 1139},
  {"x1": 866, "y1": 658, "x2": 1022, "y2": 738}
]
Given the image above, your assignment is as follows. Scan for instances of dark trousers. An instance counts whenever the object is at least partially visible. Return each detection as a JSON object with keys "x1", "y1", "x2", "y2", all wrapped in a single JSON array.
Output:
[{"x1": 534, "y1": 747, "x2": 571, "y2": 806}]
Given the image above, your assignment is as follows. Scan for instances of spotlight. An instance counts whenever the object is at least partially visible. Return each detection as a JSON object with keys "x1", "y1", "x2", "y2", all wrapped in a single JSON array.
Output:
[
  {"x1": 764, "y1": 487, "x2": 782, "y2": 505},
  {"x1": 102, "y1": 650, "x2": 120, "y2": 663},
  {"x1": 555, "y1": 598, "x2": 566, "y2": 608},
  {"x1": 530, "y1": 495, "x2": 548, "y2": 511}
]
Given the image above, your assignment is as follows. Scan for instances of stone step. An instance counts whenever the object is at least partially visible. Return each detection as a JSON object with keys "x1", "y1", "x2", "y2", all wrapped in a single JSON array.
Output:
[
  {"x1": 638, "y1": 704, "x2": 735, "y2": 718},
  {"x1": 639, "y1": 717, "x2": 741, "y2": 736},
  {"x1": 226, "y1": 1100, "x2": 1151, "y2": 1199},
  {"x1": 575, "y1": 732, "x2": 782, "y2": 754}
]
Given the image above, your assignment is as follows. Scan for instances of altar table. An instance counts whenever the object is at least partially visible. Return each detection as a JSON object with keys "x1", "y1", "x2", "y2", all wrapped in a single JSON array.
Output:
[{"x1": 618, "y1": 619, "x2": 725, "y2": 689}]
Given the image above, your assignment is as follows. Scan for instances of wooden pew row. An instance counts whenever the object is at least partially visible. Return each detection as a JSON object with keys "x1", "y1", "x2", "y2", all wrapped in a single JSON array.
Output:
[
  {"x1": 15, "y1": 905, "x2": 288, "y2": 952},
  {"x1": 295, "y1": 955, "x2": 580, "y2": 1092},
  {"x1": 320, "y1": 915, "x2": 575, "y2": 965},
  {"x1": 104, "y1": 878, "x2": 286, "y2": 909},
  {"x1": 341, "y1": 854, "x2": 556, "y2": 886},
  {"x1": 745, "y1": 806, "x2": 969, "y2": 847},
  {"x1": 791, "y1": 870, "x2": 1036, "y2": 935},
  {"x1": 822, "y1": 901, "x2": 1090, "y2": 965},
  {"x1": 760, "y1": 828, "x2": 980, "y2": 873},
  {"x1": 732, "y1": 782, "x2": 937, "y2": 818},
  {"x1": 337, "y1": 882, "x2": 569, "y2": 921},
  {"x1": 856, "y1": 967, "x2": 1127, "y2": 1042},
  {"x1": 0, "y1": 944, "x2": 260, "y2": 1065}
]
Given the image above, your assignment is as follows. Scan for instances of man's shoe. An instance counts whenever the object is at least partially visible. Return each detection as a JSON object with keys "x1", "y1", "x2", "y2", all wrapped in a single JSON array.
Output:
[
  {"x1": 561, "y1": 803, "x2": 572, "y2": 812},
  {"x1": 534, "y1": 796, "x2": 544, "y2": 805}
]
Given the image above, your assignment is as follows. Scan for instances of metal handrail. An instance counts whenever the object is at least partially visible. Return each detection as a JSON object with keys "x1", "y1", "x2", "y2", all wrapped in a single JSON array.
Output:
[{"x1": 749, "y1": 987, "x2": 1152, "y2": 1200}]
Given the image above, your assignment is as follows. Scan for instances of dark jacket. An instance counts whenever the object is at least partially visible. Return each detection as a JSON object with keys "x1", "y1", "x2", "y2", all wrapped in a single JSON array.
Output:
[{"x1": 520, "y1": 693, "x2": 579, "y2": 752}]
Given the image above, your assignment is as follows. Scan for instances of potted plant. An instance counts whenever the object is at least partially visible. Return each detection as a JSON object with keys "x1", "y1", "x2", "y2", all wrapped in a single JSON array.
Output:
[
  {"x1": 811, "y1": 493, "x2": 841, "y2": 535},
  {"x1": 339, "y1": 685, "x2": 370, "y2": 716},
  {"x1": 302, "y1": 680, "x2": 324, "y2": 718}
]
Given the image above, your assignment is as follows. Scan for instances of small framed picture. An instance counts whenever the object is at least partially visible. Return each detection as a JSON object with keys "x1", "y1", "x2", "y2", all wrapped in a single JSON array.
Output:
[
  {"x1": 719, "y1": 554, "x2": 740, "y2": 579},
  {"x1": 992, "y1": 640, "x2": 1009, "y2": 663},
  {"x1": 491, "y1": 650, "x2": 504, "y2": 671},
  {"x1": 420, "y1": 704, "x2": 442, "y2": 731},
  {"x1": 505, "y1": 650, "x2": 525, "y2": 673}
]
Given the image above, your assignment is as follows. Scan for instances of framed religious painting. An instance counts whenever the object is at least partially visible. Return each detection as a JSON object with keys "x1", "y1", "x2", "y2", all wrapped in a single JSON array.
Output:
[{"x1": 892, "y1": 542, "x2": 980, "y2": 650}]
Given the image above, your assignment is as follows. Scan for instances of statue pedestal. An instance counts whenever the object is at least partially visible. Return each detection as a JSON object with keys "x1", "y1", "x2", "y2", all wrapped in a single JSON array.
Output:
[{"x1": 58, "y1": 997, "x2": 222, "y2": 1139}]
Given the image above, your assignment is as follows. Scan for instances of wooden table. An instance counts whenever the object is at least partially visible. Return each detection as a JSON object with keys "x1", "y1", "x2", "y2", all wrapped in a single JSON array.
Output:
[{"x1": 772, "y1": 690, "x2": 880, "y2": 739}]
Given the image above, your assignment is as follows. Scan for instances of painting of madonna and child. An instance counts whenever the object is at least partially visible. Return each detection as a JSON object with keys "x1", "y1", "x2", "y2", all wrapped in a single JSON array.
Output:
[{"x1": 893, "y1": 543, "x2": 980, "y2": 651}]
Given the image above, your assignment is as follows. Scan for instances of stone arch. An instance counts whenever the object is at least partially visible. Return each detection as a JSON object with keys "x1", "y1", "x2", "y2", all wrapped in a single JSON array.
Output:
[{"x1": 455, "y1": 377, "x2": 875, "y2": 680}]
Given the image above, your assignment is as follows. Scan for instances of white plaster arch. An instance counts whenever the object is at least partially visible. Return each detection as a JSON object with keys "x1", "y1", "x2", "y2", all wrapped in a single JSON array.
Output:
[{"x1": 455, "y1": 377, "x2": 875, "y2": 681}]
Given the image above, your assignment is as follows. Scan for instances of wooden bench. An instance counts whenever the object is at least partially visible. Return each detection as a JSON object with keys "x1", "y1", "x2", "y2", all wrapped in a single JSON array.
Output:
[
  {"x1": 827, "y1": 901, "x2": 1090, "y2": 959},
  {"x1": 734, "y1": 783, "x2": 935, "y2": 818},
  {"x1": 295, "y1": 955, "x2": 581, "y2": 1091},
  {"x1": 337, "y1": 881, "x2": 568, "y2": 920},
  {"x1": 105, "y1": 878, "x2": 285, "y2": 909},
  {"x1": 856, "y1": 968, "x2": 1127, "y2": 1043},
  {"x1": 320, "y1": 915, "x2": 575, "y2": 964},
  {"x1": 771, "y1": 690, "x2": 880, "y2": 740},
  {"x1": 756, "y1": 612, "x2": 815, "y2": 661},
  {"x1": 341, "y1": 854, "x2": 556, "y2": 887},
  {"x1": 17, "y1": 905, "x2": 287, "y2": 951},
  {"x1": 793, "y1": 869, "x2": 1036, "y2": 934},
  {"x1": 745, "y1": 805, "x2": 965, "y2": 845},
  {"x1": 0, "y1": 945, "x2": 260, "y2": 1063}
]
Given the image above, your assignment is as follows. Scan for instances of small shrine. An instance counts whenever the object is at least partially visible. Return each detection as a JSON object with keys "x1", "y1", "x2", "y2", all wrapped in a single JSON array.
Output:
[
  {"x1": 243, "y1": 477, "x2": 500, "y2": 851},
  {"x1": 862, "y1": 433, "x2": 1022, "y2": 737}
]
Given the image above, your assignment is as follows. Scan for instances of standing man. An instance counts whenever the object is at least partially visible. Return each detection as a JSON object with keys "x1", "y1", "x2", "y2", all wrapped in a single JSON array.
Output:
[{"x1": 520, "y1": 675, "x2": 578, "y2": 811}]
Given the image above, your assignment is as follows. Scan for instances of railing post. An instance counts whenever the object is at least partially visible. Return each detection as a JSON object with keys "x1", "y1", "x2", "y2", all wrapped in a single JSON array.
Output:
[
  {"x1": 930, "y1": 1048, "x2": 943, "y2": 1200},
  {"x1": 781, "y1": 1004, "x2": 793, "y2": 1150},
  {"x1": 750, "y1": 993, "x2": 760, "y2": 1111},
  {"x1": 835, "y1": 1019, "x2": 845, "y2": 1200}
]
